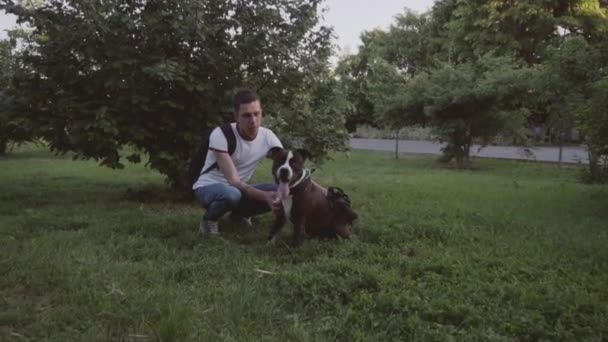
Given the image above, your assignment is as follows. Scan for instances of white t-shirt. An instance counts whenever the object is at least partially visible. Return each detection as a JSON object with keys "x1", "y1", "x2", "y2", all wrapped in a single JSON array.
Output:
[{"x1": 192, "y1": 123, "x2": 282, "y2": 189}]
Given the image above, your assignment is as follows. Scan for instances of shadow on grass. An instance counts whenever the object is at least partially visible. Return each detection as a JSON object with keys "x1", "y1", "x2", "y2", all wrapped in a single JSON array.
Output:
[{"x1": 123, "y1": 184, "x2": 194, "y2": 205}]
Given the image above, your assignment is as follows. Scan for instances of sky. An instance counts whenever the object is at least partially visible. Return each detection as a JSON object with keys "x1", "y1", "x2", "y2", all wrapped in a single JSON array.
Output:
[
  {"x1": 324, "y1": 0, "x2": 435, "y2": 56},
  {"x1": 0, "y1": 0, "x2": 436, "y2": 54}
]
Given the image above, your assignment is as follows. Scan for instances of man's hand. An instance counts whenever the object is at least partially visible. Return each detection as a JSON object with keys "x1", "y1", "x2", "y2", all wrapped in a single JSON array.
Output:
[
  {"x1": 214, "y1": 150, "x2": 283, "y2": 213},
  {"x1": 264, "y1": 191, "x2": 283, "y2": 214}
]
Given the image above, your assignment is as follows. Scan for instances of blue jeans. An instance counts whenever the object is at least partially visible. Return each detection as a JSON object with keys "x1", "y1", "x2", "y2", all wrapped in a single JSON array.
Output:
[{"x1": 194, "y1": 183, "x2": 277, "y2": 221}]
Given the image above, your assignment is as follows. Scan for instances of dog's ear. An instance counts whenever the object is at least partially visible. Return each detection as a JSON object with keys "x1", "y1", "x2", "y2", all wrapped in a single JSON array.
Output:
[
  {"x1": 296, "y1": 149, "x2": 311, "y2": 161},
  {"x1": 267, "y1": 146, "x2": 283, "y2": 159}
]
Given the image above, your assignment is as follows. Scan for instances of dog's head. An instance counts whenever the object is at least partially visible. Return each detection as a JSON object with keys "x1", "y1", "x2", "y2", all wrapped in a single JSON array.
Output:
[{"x1": 268, "y1": 147, "x2": 310, "y2": 186}]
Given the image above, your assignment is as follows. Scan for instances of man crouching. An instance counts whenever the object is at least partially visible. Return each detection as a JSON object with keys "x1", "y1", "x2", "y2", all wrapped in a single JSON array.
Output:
[{"x1": 192, "y1": 88, "x2": 282, "y2": 235}]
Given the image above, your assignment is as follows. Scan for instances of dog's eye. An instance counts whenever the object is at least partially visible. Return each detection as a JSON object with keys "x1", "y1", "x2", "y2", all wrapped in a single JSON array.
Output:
[{"x1": 289, "y1": 159, "x2": 295, "y2": 165}]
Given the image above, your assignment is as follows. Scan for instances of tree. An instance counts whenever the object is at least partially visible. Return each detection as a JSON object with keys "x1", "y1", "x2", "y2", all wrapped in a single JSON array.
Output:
[
  {"x1": 1, "y1": 0, "x2": 342, "y2": 190},
  {"x1": 384, "y1": 10, "x2": 434, "y2": 74},
  {"x1": 419, "y1": 0, "x2": 607, "y2": 165},
  {"x1": 335, "y1": 10, "x2": 432, "y2": 133},
  {"x1": 534, "y1": 35, "x2": 602, "y2": 166},
  {"x1": 334, "y1": 54, "x2": 374, "y2": 132},
  {"x1": 432, "y1": 0, "x2": 607, "y2": 64},
  {"x1": 0, "y1": 35, "x2": 36, "y2": 154},
  {"x1": 334, "y1": 29, "x2": 391, "y2": 132},
  {"x1": 390, "y1": 55, "x2": 531, "y2": 168},
  {"x1": 267, "y1": 67, "x2": 351, "y2": 162},
  {"x1": 365, "y1": 58, "x2": 407, "y2": 128},
  {"x1": 0, "y1": 39, "x2": 15, "y2": 154},
  {"x1": 558, "y1": 32, "x2": 608, "y2": 181},
  {"x1": 578, "y1": 78, "x2": 608, "y2": 181}
]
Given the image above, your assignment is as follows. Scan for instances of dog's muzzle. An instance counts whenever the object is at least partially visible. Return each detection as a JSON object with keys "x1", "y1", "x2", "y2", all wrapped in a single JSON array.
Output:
[{"x1": 277, "y1": 166, "x2": 292, "y2": 183}]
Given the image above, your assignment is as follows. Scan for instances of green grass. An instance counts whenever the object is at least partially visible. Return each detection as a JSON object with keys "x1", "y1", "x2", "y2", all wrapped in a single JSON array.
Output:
[{"x1": 1, "y1": 145, "x2": 607, "y2": 341}]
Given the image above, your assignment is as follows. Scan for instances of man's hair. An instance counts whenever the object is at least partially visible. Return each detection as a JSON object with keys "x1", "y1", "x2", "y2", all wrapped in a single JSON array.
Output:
[{"x1": 233, "y1": 88, "x2": 259, "y2": 113}]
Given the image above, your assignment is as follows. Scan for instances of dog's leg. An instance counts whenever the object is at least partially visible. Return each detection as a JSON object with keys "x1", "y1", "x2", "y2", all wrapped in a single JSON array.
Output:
[
  {"x1": 333, "y1": 222, "x2": 352, "y2": 239},
  {"x1": 291, "y1": 218, "x2": 306, "y2": 247},
  {"x1": 268, "y1": 216, "x2": 286, "y2": 244}
]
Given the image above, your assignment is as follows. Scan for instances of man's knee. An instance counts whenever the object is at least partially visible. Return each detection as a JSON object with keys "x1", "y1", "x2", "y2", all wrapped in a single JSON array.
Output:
[
  {"x1": 223, "y1": 188, "x2": 242, "y2": 207},
  {"x1": 195, "y1": 184, "x2": 242, "y2": 209}
]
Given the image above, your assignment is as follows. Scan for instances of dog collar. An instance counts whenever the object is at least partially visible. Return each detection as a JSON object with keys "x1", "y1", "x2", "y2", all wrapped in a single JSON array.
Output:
[{"x1": 290, "y1": 169, "x2": 311, "y2": 189}]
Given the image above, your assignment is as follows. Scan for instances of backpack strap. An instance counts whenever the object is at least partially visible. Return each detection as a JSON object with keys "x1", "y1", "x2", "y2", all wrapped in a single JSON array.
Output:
[
  {"x1": 200, "y1": 123, "x2": 237, "y2": 176},
  {"x1": 221, "y1": 122, "x2": 237, "y2": 156}
]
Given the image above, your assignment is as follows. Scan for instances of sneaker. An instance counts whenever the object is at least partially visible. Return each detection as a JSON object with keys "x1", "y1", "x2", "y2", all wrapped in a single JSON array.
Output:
[
  {"x1": 241, "y1": 217, "x2": 253, "y2": 229},
  {"x1": 200, "y1": 219, "x2": 220, "y2": 235},
  {"x1": 229, "y1": 213, "x2": 253, "y2": 229}
]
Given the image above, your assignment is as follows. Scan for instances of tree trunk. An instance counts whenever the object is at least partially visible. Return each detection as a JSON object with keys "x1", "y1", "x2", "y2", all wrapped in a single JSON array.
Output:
[
  {"x1": 588, "y1": 148, "x2": 601, "y2": 182},
  {"x1": 558, "y1": 128, "x2": 564, "y2": 168},
  {"x1": 454, "y1": 124, "x2": 472, "y2": 169},
  {"x1": 454, "y1": 138, "x2": 466, "y2": 169},
  {"x1": 463, "y1": 133, "x2": 472, "y2": 168},
  {"x1": 455, "y1": 151, "x2": 464, "y2": 169},
  {"x1": 454, "y1": 145, "x2": 470, "y2": 169},
  {"x1": 394, "y1": 129, "x2": 399, "y2": 160},
  {"x1": 0, "y1": 138, "x2": 8, "y2": 155}
]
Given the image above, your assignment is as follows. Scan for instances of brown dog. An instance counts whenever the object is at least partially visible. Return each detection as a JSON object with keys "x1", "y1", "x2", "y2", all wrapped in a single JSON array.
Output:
[{"x1": 268, "y1": 148, "x2": 357, "y2": 247}]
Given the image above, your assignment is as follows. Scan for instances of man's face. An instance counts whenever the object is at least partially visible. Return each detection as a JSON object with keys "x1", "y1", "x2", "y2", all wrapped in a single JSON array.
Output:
[{"x1": 234, "y1": 100, "x2": 262, "y2": 140}]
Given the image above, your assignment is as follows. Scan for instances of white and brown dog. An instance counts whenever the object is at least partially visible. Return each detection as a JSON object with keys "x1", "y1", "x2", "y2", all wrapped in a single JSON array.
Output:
[{"x1": 268, "y1": 148, "x2": 357, "y2": 247}]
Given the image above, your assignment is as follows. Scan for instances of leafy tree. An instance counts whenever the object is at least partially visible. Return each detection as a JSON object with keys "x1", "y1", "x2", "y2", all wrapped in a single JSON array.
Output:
[
  {"x1": 0, "y1": 35, "x2": 36, "y2": 154},
  {"x1": 334, "y1": 54, "x2": 375, "y2": 132},
  {"x1": 433, "y1": 0, "x2": 606, "y2": 64},
  {"x1": 577, "y1": 77, "x2": 608, "y2": 181},
  {"x1": 548, "y1": 34, "x2": 608, "y2": 181},
  {"x1": 266, "y1": 67, "x2": 351, "y2": 161},
  {"x1": 364, "y1": 57, "x2": 407, "y2": 130},
  {"x1": 335, "y1": 10, "x2": 432, "y2": 132},
  {"x1": 383, "y1": 11, "x2": 434, "y2": 74},
  {"x1": 1, "y1": 0, "x2": 341, "y2": 190},
  {"x1": 534, "y1": 35, "x2": 602, "y2": 164},
  {"x1": 391, "y1": 55, "x2": 531, "y2": 168},
  {"x1": 0, "y1": 39, "x2": 15, "y2": 154},
  {"x1": 367, "y1": 10, "x2": 433, "y2": 132},
  {"x1": 334, "y1": 29, "x2": 391, "y2": 132}
]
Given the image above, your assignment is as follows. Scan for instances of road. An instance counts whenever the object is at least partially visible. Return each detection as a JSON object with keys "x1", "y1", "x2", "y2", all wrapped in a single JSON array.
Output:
[{"x1": 350, "y1": 138, "x2": 589, "y2": 164}]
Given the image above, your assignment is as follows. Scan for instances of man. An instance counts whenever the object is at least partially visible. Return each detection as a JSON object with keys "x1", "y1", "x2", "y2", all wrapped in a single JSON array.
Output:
[{"x1": 193, "y1": 88, "x2": 282, "y2": 235}]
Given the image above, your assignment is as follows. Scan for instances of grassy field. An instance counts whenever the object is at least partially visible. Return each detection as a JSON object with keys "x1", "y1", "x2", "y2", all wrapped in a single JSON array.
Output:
[{"x1": 1, "y1": 145, "x2": 607, "y2": 341}]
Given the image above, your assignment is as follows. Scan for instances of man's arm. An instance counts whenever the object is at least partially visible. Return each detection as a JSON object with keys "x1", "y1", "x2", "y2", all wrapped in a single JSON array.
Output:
[{"x1": 214, "y1": 150, "x2": 275, "y2": 205}]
